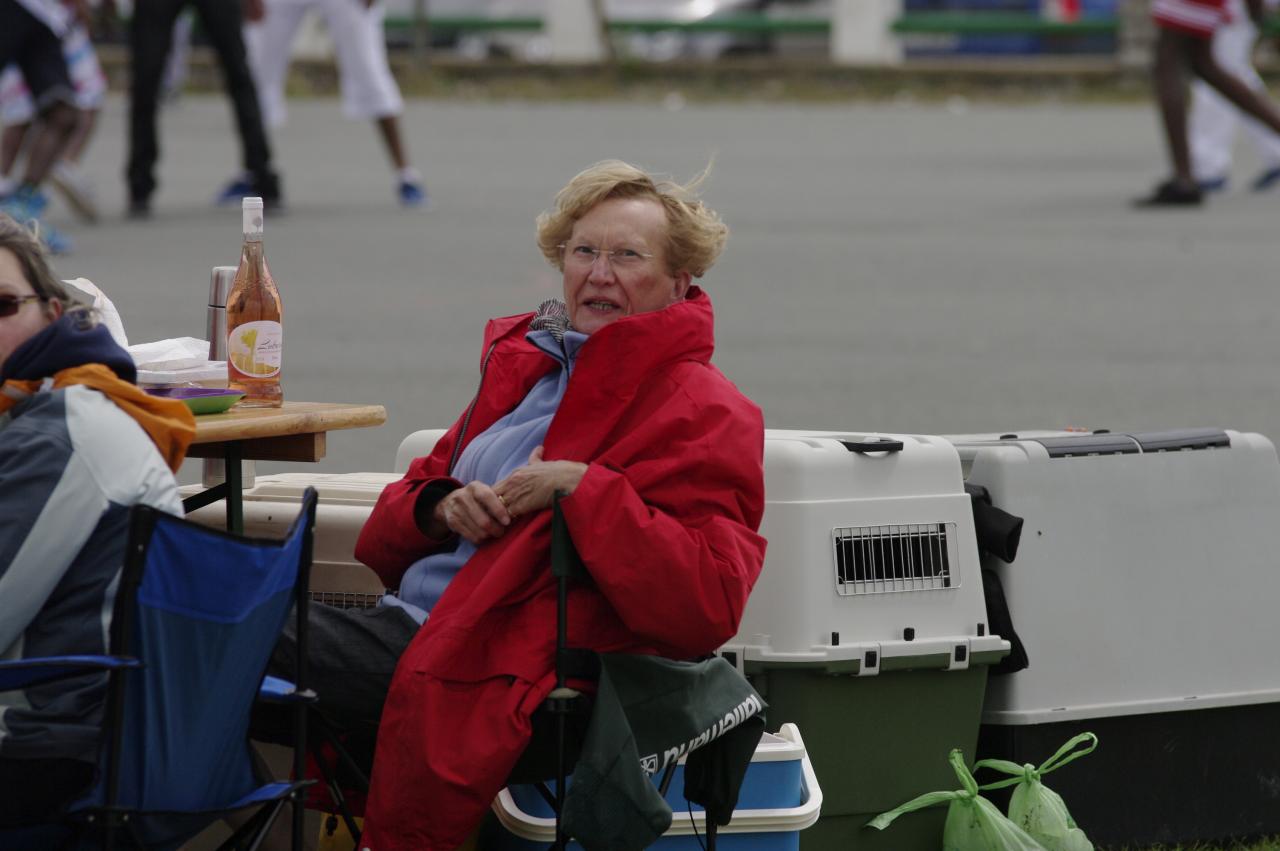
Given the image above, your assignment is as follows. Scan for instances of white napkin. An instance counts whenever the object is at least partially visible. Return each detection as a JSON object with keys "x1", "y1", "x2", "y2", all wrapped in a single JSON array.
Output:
[
  {"x1": 128, "y1": 337, "x2": 211, "y2": 371},
  {"x1": 63, "y1": 277, "x2": 128, "y2": 348}
]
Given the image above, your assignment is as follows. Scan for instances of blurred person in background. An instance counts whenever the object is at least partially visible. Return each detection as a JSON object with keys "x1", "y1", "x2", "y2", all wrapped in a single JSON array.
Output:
[
  {"x1": 242, "y1": 0, "x2": 426, "y2": 207},
  {"x1": 1137, "y1": 0, "x2": 1280, "y2": 206},
  {"x1": 1189, "y1": 0, "x2": 1280, "y2": 191},
  {"x1": 126, "y1": 0, "x2": 282, "y2": 216},
  {"x1": 0, "y1": 0, "x2": 86, "y2": 252},
  {"x1": 162, "y1": 9, "x2": 195, "y2": 102},
  {"x1": 0, "y1": 19, "x2": 107, "y2": 228}
]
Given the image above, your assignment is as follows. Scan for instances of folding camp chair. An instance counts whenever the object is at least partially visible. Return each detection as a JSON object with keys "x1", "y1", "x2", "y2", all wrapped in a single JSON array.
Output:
[
  {"x1": 0, "y1": 487, "x2": 320, "y2": 851},
  {"x1": 506, "y1": 493, "x2": 737, "y2": 851},
  {"x1": 309, "y1": 493, "x2": 753, "y2": 851}
]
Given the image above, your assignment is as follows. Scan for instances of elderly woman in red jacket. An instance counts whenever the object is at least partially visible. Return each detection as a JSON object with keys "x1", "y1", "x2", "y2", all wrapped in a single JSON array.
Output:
[{"x1": 340, "y1": 160, "x2": 766, "y2": 849}]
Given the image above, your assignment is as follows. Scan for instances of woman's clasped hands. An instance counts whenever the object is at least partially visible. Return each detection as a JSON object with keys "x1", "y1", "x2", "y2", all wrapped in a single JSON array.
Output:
[{"x1": 430, "y1": 446, "x2": 587, "y2": 545}]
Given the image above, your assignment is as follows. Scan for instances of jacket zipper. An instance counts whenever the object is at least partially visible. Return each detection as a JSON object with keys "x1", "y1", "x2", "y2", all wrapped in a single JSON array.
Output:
[{"x1": 447, "y1": 339, "x2": 498, "y2": 475}]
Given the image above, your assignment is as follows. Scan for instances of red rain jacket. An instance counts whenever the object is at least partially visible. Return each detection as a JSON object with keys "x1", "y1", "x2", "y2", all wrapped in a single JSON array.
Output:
[{"x1": 354, "y1": 287, "x2": 767, "y2": 849}]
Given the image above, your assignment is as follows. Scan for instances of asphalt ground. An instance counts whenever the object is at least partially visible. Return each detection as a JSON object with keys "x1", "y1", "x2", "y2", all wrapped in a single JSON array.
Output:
[{"x1": 43, "y1": 93, "x2": 1280, "y2": 481}]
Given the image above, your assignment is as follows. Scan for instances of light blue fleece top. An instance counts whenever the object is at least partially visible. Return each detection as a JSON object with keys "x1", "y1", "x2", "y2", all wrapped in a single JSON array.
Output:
[{"x1": 383, "y1": 328, "x2": 589, "y2": 624}]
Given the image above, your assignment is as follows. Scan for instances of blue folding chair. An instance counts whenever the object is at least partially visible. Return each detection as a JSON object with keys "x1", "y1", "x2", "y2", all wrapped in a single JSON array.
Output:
[{"x1": 0, "y1": 487, "x2": 320, "y2": 851}]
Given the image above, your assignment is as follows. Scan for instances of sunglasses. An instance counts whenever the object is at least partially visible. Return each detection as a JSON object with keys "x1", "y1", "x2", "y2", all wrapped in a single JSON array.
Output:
[{"x1": 0, "y1": 294, "x2": 44, "y2": 318}]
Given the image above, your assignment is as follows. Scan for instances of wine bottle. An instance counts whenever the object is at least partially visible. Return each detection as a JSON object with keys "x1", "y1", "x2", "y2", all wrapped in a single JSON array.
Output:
[{"x1": 226, "y1": 197, "x2": 283, "y2": 408}]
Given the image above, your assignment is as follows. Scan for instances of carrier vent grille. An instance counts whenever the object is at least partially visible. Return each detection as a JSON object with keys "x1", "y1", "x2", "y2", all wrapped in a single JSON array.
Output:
[{"x1": 833, "y1": 523, "x2": 955, "y2": 596}]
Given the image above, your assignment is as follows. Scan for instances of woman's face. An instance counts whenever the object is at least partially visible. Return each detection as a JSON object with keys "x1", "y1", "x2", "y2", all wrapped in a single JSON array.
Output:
[
  {"x1": 0, "y1": 247, "x2": 59, "y2": 370},
  {"x1": 562, "y1": 197, "x2": 692, "y2": 336}
]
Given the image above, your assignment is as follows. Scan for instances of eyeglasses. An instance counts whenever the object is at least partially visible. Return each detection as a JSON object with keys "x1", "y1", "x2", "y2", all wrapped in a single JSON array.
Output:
[
  {"x1": 558, "y1": 243, "x2": 655, "y2": 272},
  {"x1": 0, "y1": 294, "x2": 43, "y2": 318}
]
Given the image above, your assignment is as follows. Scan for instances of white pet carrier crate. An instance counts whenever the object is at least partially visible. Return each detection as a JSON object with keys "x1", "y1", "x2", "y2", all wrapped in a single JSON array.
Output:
[
  {"x1": 721, "y1": 430, "x2": 1008, "y2": 851},
  {"x1": 952, "y1": 427, "x2": 1280, "y2": 845},
  {"x1": 724, "y1": 429, "x2": 1007, "y2": 675}
]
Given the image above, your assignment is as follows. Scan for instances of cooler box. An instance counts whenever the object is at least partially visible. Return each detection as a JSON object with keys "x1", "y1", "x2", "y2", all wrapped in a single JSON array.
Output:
[
  {"x1": 951, "y1": 428, "x2": 1280, "y2": 845},
  {"x1": 486, "y1": 724, "x2": 821, "y2": 850},
  {"x1": 719, "y1": 430, "x2": 1009, "y2": 851}
]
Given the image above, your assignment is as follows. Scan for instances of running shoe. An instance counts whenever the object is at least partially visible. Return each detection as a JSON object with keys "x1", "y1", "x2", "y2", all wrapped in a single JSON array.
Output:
[
  {"x1": 1251, "y1": 165, "x2": 1280, "y2": 192},
  {"x1": 1198, "y1": 175, "x2": 1228, "y2": 194},
  {"x1": 0, "y1": 185, "x2": 49, "y2": 222},
  {"x1": 215, "y1": 174, "x2": 255, "y2": 206},
  {"x1": 0, "y1": 188, "x2": 70, "y2": 252},
  {"x1": 398, "y1": 178, "x2": 428, "y2": 208},
  {"x1": 1132, "y1": 180, "x2": 1203, "y2": 208},
  {"x1": 49, "y1": 161, "x2": 100, "y2": 223},
  {"x1": 127, "y1": 196, "x2": 152, "y2": 220},
  {"x1": 35, "y1": 221, "x2": 73, "y2": 255}
]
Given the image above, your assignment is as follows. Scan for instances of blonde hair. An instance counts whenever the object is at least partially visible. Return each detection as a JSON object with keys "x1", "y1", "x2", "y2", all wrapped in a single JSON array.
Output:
[{"x1": 536, "y1": 160, "x2": 728, "y2": 278}]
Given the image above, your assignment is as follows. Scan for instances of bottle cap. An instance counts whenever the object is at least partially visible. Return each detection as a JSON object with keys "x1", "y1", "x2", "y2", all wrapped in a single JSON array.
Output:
[
  {"x1": 209, "y1": 265, "x2": 236, "y2": 307},
  {"x1": 242, "y1": 196, "x2": 264, "y2": 237}
]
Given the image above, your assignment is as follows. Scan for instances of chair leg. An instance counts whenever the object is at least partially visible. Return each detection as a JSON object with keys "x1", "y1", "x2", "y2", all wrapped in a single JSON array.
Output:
[
  {"x1": 213, "y1": 801, "x2": 278, "y2": 851},
  {"x1": 308, "y1": 722, "x2": 363, "y2": 844},
  {"x1": 311, "y1": 737, "x2": 363, "y2": 844},
  {"x1": 124, "y1": 818, "x2": 148, "y2": 850},
  {"x1": 707, "y1": 818, "x2": 717, "y2": 851},
  {"x1": 657, "y1": 762, "x2": 677, "y2": 796},
  {"x1": 553, "y1": 711, "x2": 567, "y2": 851},
  {"x1": 245, "y1": 799, "x2": 289, "y2": 851}
]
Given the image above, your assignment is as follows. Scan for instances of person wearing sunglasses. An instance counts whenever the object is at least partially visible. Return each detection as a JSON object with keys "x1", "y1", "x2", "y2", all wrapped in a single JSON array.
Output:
[
  {"x1": 0, "y1": 214, "x2": 195, "y2": 829},
  {"x1": 248, "y1": 160, "x2": 766, "y2": 849}
]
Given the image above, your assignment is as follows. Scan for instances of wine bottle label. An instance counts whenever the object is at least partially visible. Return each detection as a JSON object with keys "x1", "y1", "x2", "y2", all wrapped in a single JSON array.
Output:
[{"x1": 228, "y1": 320, "x2": 282, "y2": 378}]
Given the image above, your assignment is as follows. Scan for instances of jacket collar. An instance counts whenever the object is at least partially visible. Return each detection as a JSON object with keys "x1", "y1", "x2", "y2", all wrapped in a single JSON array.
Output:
[
  {"x1": 1, "y1": 313, "x2": 137, "y2": 383},
  {"x1": 483, "y1": 286, "x2": 715, "y2": 377}
]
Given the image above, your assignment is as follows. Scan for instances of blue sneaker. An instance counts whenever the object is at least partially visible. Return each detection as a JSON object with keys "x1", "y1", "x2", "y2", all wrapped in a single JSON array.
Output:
[
  {"x1": 1199, "y1": 175, "x2": 1229, "y2": 194},
  {"x1": 398, "y1": 178, "x2": 428, "y2": 208},
  {"x1": 0, "y1": 185, "x2": 49, "y2": 221},
  {"x1": 215, "y1": 174, "x2": 255, "y2": 206},
  {"x1": 35, "y1": 221, "x2": 73, "y2": 255},
  {"x1": 1251, "y1": 165, "x2": 1280, "y2": 192}
]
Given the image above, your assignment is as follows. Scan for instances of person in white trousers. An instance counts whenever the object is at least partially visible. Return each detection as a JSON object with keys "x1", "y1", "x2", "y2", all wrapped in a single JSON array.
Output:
[
  {"x1": 242, "y1": 0, "x2": 426, "y2": 206},
  {"x1": 1190, "y1": 0, "x2": 1280, "y2": 191}
]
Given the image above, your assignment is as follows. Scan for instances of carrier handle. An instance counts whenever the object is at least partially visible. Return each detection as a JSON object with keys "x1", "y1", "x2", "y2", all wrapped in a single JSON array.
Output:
[{"x1": 840, "y1": 439, "x2": 904, "y2": 454}]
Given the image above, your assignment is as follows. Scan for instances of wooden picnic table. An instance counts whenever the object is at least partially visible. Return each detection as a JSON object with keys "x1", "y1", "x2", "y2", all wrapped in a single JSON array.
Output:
[{"x1": 182, "y1": 401, "x2": 387, "y2": 533}]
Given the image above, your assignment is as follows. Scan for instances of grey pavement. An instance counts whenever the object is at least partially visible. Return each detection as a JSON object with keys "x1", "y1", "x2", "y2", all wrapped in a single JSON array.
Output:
[{"x1": 49, "y1": 94, "x2": 1280, "y2": 480}]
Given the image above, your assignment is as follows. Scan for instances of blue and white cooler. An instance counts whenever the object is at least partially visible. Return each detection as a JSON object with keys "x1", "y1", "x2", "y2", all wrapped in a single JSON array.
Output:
[{"x1": 487, "y1": 723, "x2": 821, "y2": 850}]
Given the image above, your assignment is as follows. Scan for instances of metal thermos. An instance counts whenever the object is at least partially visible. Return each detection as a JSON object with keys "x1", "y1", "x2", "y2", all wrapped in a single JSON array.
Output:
[
  {"x1": 202, "y1": 266, "x2": 255, "y2": 491},
  {"x1": 206, "y1": 266, "x2": 235, "y2": 363}
]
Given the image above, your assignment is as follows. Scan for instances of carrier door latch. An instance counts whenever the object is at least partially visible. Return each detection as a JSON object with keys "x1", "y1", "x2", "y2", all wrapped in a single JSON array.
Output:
[{"x1": 856, "y1": 644, "x2": 882, "y2": 677}]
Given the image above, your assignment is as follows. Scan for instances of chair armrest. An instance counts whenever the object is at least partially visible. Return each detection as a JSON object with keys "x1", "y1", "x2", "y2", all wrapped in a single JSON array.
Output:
[
  {"x1": 0, "y1": 655, "x2": 141, "y2": 691},
  {"x1": 258, "y1": 675, "x2": 318, "y2": 704}
]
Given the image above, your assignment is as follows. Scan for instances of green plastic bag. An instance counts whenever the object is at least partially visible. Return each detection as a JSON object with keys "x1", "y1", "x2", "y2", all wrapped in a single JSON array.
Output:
[
  {"x1": 974, "y1": 732, "x2": 1099, "y2": 851},
  {"x1": 867, "y1": 749, "x2": 1047, "y2": 851}
]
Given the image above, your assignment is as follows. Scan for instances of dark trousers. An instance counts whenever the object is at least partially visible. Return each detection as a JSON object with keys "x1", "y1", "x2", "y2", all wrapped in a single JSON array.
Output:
[
  {"x1": 0, "y1": 0, "x2": 74, "y2": 112},
  {"x1": 127, "y1": 0, "x2": 278, "y2": 203},
  {"x1": 253, "y1": 604, "x2": 419, "y2": 780}
]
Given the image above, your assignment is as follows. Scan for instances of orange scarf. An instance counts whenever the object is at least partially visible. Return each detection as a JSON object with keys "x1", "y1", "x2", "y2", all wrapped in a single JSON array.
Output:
[{"x1": 1, "y1": 364, "x2": 196, "y2": 472}]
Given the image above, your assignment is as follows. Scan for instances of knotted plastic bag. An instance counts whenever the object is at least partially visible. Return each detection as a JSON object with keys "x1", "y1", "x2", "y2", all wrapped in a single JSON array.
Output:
[
  {"x1": 867, "y1": 749, "x2": 1047, "y2": 851},
  {"x1": 974, "y1": 732, "x2": 1098, "y2": 851}
]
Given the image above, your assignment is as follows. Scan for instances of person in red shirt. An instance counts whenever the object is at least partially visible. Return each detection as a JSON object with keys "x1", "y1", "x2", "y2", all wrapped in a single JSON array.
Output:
[{"x1": 1138, "y1": 0, "x2": 1280, "y2": 205}]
